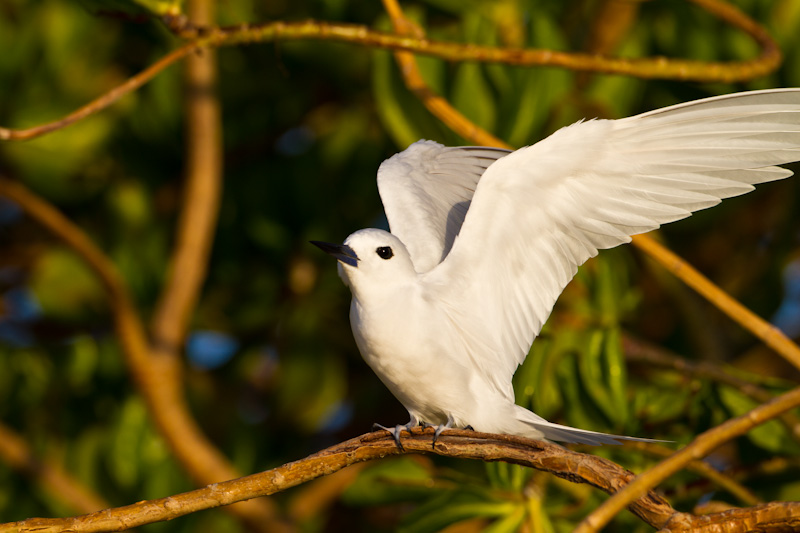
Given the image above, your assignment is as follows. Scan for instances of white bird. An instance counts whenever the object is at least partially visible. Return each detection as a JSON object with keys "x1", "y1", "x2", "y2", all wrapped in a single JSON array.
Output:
[{"x1": 312, "y1": 89, "x2": 800, "y2": 446}]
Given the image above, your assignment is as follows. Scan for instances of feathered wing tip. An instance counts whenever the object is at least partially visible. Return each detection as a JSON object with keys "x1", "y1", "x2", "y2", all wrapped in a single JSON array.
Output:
[{"x1": 515, "y1": 406, "x2": 667, "y2": 446}]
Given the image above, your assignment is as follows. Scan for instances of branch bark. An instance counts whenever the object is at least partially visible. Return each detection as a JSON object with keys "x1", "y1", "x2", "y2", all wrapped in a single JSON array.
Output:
[{"x1": 0, "y1": 429, "x2": 677, "y2": 532}]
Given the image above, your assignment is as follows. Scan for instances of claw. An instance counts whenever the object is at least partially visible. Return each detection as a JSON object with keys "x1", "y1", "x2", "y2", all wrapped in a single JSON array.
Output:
[
  {"x1": 464, "y1": 425, "x2": 475, "y2": 431},
  {"x1": 373, "y1": 423, "x2": 405, "y2": 451},
  {"x1": 431, "y1": 415, "x2": 455, "y2": 449},
  {"x1": 373, "y1": 414, "x2": 419, "y2": 452}
]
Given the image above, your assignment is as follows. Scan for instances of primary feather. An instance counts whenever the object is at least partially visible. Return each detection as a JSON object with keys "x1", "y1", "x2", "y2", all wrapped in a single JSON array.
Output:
[{"x1": 321, "y1": 89, "x2": 800, "y2": 445}]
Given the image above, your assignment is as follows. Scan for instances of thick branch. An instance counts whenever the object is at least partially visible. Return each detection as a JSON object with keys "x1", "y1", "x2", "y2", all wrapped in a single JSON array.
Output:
[
  {"x1": 663, "y1": 502, "x2": 800, "y2": 532},
  {"x1": 148, "y1": 0, "x2": 283, "y2": 528},
  {"x1": 150, "y1": 0, "x2": 222, "y2": 353},
  {"x1": 0, "y1": 429, "x2": 677, "y2": 532}
]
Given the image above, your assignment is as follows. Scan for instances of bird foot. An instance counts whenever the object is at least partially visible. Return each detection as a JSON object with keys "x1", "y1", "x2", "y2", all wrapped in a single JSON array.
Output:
[
  {"x1": 372, "y1": 423, "x2": 406, "y2": 451},
  {"x1": 431, "y1": 415, "x2": 455, "y2": 449},
  {"x1": 372, "y1": 418, "x2": 419, "y2": 451}
]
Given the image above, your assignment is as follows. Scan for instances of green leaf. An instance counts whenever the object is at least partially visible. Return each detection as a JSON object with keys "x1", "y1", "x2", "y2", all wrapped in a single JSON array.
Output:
[
  {"x1": 603, "y1": 327, "x2": 629, "y2": 423},
  {"x1": 483, "y1": 504, "x2": 526, "y2": 533},
  {"x1": 718, "y1": 387, "x2": 790, "y2": 453},
  {"x1": 343, "y1": 458, "x2": 435, "y2": 505},
  {"x1": 108, "y1": 396, "x2": 149, "y2": 488},
  {"x1": 577, "y1": 329, "x2": 621, "y2": 425},
  {"x1": 451, "y1": 61, "x2": 496, "y2": 135},
  {"x1": 450, "y1": 13, "x2": 497, "y2": 135},
  {"x1": 29, "y1": 248, "x2": 106, "y2": 322},
  {"x1": 399, "y1": 493, "x2": 519, "y2": 533},
  {"x1": 501, "y1": 14, "x2": 572, "y2": 147},
  {"x1": 67, "y1": 335, "x2": 99, "y2": 390}
]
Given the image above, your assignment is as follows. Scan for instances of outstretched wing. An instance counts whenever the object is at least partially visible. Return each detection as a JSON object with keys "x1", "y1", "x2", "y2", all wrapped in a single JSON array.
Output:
[
  {"x1": 425, "y1": 89, "x2": 800, "y2": 397},
  {"x1": 377, "y1": 141, "x2": 511, "y2": 273}
]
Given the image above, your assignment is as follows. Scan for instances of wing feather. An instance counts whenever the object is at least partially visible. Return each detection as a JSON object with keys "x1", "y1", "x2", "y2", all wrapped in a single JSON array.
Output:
[
  {"x1": 423, "y1": 89, "x2": 800, "y2": 394},
  {"x1": 377, "y1": 141, "x2": 511, "y2": 273}
]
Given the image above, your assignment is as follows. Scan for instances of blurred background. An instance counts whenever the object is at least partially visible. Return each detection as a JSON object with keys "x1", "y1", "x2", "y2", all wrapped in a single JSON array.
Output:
[{"x1": 1, "y1": 0, "x2": 800, "y2": 531}]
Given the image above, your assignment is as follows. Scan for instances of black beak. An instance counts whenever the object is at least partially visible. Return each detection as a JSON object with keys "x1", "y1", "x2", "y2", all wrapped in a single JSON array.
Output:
[{"x1": 310, "y1": 241, "x2": 359, "y2": 268}]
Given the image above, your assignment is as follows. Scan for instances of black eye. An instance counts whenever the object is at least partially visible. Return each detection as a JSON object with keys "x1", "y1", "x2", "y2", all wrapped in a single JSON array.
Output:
[{"x1": 376, "y1": 246, "x2": 394, "y2": 260}]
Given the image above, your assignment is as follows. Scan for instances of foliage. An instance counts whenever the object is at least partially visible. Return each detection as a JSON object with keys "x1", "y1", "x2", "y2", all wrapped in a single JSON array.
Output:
[{"x1": 1, "y1": 0, "x2": 800, "y2": 531}]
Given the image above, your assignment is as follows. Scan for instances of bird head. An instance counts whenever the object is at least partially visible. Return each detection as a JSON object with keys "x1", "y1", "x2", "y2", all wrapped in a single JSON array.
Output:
[{"x1": 311, "y1": 228, "x2": 416, "y2": 297}]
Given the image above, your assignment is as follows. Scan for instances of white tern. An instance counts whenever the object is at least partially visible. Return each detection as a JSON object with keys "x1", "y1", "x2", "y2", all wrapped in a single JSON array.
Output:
[{"x1": 312, "y1": 89, "x2": 800, "y2": 446}]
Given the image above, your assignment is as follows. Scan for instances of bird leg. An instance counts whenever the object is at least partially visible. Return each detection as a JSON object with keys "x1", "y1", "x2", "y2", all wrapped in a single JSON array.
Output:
[
  {"x1": 431, "y1": 414, "x2": 455, "y2": 449},
  {"x1": 373, "y1": 414, "x2": 419, "y2": 451}
]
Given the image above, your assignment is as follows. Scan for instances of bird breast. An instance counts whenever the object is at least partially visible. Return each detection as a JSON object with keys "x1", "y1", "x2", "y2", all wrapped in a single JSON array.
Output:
[{"x1": 348, "y1": 287, "x2": 476, "y2": 424}]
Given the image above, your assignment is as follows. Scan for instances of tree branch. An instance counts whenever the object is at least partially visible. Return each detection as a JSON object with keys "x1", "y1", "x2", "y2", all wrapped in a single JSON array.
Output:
[
  {"x1": 576, "y1": 385, "x2": 800, "y2": 532},
  {"x1": 176, "y1": 3, "x2": 778, "y2": 82},
  {"x1": 623, "y1": 333, "x2": 800, "y2": 442},
  {"x1": 0, "y1": 429, "x2": 677, "y2": 532},
  {"x1": 150, "y1": 0, "x2": 221, "y2": 354},
  {"x1": 0, "y1": 0, "x2": 781, "y2": 142},
  {"x1": 0, "y1": 44, "x2": 197, "y2": 141},
  {"x1": 631, "y1": 235, "x2": 800, "y2": 373},
  {"x1": 628, "y1": 441, "x2": 761, "y2": 507}
]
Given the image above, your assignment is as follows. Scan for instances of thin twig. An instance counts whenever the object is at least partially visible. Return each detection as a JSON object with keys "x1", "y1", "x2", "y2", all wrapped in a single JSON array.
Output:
[
  {"x1": 631, "y1": 235, "x2": 800, "y2": 373},
  {"x1": 627, "y1": 441, "x2": 761, "y2": 507},
  {"x1": 184, "y1": 17, "x2": 779, "y2": 82},
  {"x1": 575, "y1": 385, "x2": 800, "y2": 532},
  {"x1": 623, "y1": 333, "x2": 800, "y2": 442},
  {"x1": 0, "y1": 44, "x2": 197, "y2": 141},
  {"x1": 0, "y1": 0, "x2": 782, "y2": 142}
]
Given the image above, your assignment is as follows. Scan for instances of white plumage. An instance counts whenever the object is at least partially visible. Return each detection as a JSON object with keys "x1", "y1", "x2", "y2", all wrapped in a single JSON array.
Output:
[{"x1": 313, "y1": 89, "x2": 800, "y2": 445}]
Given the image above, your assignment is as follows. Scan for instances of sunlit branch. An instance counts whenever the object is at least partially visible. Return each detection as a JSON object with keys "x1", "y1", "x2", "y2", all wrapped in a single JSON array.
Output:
[
  {"x1": 631, "y1": 235, "x2": 800, "y2": 373},
  {"x1": 575, "y1": 385, "x2": 800, "y2": 532},
  {"x1": 0, "y1": 0, "x2": 781, "y2": 142},
  {"x1": 627, "y1": 441, "x2": 761, "y2": 507},
  {"x1": 0, "y1": 44, "x2": 197, "y2": 141},
  {"x1": 0, "y1": 429, "x2": 677, "y2": 533}
]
